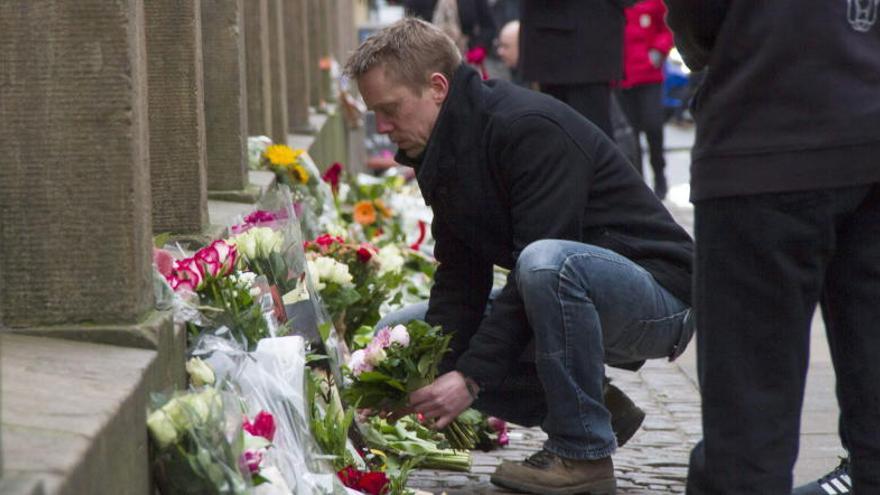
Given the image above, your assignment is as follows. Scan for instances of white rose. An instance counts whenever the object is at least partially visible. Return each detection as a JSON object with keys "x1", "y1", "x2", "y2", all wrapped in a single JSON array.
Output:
[
  {"x1": 330, "y1": 261, "x2": 353, "y2": 286},
  {"x1": 376, "y1": 245, "x2": 404, "y2": 276},
  {"x1": 147, "y1": 409, "x2": 179, "y2": 448},
  {"x1": 389, "y1": 325, "x2": 410, "y2": 347},
  {"x1": 306, "y1": 259, "x2": 327, "y2": 290},
  {"x1": 185, "y1": 357, "x2": 215, "y2": 387},
  {"x1": 232, "y1": 234, "x2": 257, "y2": 260},
  {"x1": 252, "y1": 227, "x2": 282, "y2": 258}
]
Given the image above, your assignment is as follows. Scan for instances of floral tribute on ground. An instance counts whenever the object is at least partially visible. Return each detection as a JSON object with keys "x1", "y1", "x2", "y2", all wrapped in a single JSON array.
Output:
[{"x1": 146, "y1": 137, "x2": 506, "y2": 494}]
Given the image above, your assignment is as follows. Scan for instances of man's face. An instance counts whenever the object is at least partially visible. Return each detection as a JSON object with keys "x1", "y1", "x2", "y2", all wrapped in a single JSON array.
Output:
[
  {"x1": 497, "y1": 24, "x2": 519, "y2": 69},
  {"x1": 358, "y1": 65, "x2": 446, "y2": 158}
]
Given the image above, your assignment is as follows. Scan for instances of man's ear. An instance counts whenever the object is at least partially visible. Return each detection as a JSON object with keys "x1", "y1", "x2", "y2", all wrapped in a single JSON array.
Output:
[{"x1": 428, "y1": 72, "x2": 450, "y2": 105}]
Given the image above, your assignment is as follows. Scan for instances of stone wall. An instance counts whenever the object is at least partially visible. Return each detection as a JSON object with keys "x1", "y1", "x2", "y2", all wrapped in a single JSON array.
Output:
[{"x1": 0, "y1": 0, "x2": 356, "y2": 492}]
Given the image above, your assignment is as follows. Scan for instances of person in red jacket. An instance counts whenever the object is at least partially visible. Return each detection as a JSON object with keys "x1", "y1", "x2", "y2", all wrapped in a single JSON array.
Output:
[{"x1": 619, "y1": 0, "x2": 674, "y2": 199}]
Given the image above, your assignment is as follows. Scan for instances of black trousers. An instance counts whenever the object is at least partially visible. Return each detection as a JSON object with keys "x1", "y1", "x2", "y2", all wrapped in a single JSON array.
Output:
[
  {"x1": 686, "y1": 184, "x2": 880, "y2": 494},
  {"x1": 618, "y1": 83, "x2": 666, "y2": 180},
  {"x1": 542, "y1": 82, "x2": 613, "y2": 139}
]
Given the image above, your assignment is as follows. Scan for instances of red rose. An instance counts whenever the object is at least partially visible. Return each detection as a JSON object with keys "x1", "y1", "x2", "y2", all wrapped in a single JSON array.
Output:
[
  {"x1": 356, "y1": 244, "x2": 375, "y2": 263},
  {"x1": 336, "y1": 466, "x2": 362, "y2": 488},
  {"x1": 357, "y1": 471, "x2": 390, "y2": 495},
  {"x1": 322, "y1": 162, "x2": 343, "y2": 195},
  {"x1": 243, "y1": 411, "x2": 276, "y2": 442}
]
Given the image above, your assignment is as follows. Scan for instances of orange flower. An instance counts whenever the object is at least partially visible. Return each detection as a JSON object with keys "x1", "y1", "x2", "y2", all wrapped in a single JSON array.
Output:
[
  {"x1": 353, "y1": 200, "x2": 377, "y2": 225},
  {"x1": 374, "y1": 199, "x2": 393, "y2": 219}
]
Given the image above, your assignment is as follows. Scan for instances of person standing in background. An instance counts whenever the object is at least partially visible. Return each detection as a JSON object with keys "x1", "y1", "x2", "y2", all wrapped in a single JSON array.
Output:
[
  {"x1": 519, "y1": 0, "x2": 635, "y2": 138},
  {"x1": 663, "y1": 0, "x2": 880, "y2": 493},
  {"x1": 400, "y1": 0, "x2": 497, "y2": 73},
  {"x1": 619, "y1": 0, "x2": 673, "y2": 199}
]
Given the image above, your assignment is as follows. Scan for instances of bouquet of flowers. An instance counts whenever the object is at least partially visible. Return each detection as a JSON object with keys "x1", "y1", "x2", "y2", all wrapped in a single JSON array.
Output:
[
  {"x1": 342, "y1": 322, "x2": 479, "y2": 450},
  {"x1": 147, "y1": 389, "x2": 254, "y2": 494},
  {"x1": 161, "y1": 240, "x2": 275, "y2": 348},
  {"x1": 304, "y1": 234, "x2": 405, "y2": 346}
]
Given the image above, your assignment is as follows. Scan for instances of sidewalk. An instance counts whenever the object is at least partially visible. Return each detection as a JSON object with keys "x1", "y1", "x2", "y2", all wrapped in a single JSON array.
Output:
[{"x1": 406, "y1": 125, "x2": 843, "y2": 493}]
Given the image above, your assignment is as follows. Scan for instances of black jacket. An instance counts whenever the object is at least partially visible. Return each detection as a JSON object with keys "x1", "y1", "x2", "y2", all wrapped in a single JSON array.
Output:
[
  {"x1": 665, "y1": 0, "x2": 880, "y2": 200},
  {"x1": 403, "y1": 0, "x2": 497, "y2": 51},
  {"x1": 398, "y1": 65, "x2": 693, "y2": 390},
  {"x1": 519, "y1": 0, "x2": 632, "y2": 84}
]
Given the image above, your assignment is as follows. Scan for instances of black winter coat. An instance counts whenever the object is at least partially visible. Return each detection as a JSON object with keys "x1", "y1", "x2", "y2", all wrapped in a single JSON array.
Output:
[
  {"x1": 519, "y1": 0, "x2": 633, "y2": 84},
  {"x1": 403, "y1": 0, "x2": 497, "y2": 51},
  {"x1": 397, "y1": 65, "x2": 693, "y2": 390}
]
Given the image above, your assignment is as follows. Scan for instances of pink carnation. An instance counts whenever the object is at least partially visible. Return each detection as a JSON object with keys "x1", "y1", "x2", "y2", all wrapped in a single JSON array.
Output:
[{"x1": 243, "y1": 411, "x2": 276, "y2": 442}]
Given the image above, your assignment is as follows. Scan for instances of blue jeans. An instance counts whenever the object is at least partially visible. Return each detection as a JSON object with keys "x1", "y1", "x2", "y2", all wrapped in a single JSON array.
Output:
[{"x1": 379, "y1": 239, "x2": 693, "y2": 460}]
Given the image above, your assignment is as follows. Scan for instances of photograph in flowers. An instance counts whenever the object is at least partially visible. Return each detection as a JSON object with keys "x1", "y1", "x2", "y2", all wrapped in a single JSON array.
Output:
[{"x1": 147, "y1": 140, "x2": 509, "y2": 494}]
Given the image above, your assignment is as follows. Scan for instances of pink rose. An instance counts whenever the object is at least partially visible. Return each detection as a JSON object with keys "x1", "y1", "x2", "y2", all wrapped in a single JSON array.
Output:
[
  {"x1": 350, "y1": 349, "x2": 373, "y2": 376},
  {"x1": 153, "y1": 248, "x2": 175, "y2": 277}
]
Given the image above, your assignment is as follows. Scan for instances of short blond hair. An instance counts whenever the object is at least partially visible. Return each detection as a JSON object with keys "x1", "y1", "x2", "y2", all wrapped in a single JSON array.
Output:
[{"x1": 345, "y1": 18, "x2": 462, "y2": 93}]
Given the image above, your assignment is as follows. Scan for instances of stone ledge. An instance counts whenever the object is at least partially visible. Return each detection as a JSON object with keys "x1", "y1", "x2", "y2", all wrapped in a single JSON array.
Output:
[
  {"x1": 4, "y1": 310, "x2": 185, "y2": 393},
  {"x1": 1, "y1": 335, "x2": 157, "y2": 495}
]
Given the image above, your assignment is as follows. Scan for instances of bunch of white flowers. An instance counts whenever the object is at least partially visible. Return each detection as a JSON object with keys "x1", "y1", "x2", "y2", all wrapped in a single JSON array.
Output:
[
  {"x1": 307, "y1": 256, "x2": 354, "y2": 290},
  {"x1": 375, "y1": 245, "x2": 405, "y2": 277},
  {"x1": 231, "y1": 227, "x2": 283, "y2": 261}
]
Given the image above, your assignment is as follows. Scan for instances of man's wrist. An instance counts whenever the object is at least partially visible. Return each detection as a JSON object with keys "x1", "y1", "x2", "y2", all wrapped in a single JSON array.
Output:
[{"x1": 462, "y1": 375, "x2": 480, "y2": 401}]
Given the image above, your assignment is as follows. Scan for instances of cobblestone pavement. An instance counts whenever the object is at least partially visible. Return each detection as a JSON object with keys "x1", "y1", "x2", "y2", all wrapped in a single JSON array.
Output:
[{"x1": 407, "y1": 360, "x2": 702, "y2": 494}]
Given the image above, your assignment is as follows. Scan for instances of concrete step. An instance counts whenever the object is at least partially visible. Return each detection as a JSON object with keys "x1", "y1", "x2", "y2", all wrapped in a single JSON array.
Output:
[{"x1": 2, "y1": 334, "x2": 157, "y2": 495}]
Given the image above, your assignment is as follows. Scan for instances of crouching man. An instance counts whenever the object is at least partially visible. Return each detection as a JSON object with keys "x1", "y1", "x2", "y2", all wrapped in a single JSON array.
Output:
[{"x1": 346, "y1": 19, "x2": 694, "y2": 495}]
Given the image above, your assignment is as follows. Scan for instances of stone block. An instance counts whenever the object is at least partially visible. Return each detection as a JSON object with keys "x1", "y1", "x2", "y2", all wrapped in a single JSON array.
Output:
[
  {"x1": 1, "y1": 334, "x2": 157, "y2": 495},
  {"x1": 268, "y1": 0, "x2": 290, "y2": 145},
  {"x1": 307, "y1": 0, "x2": 326, "y2": 109},
  {"x1": 0, "y1": 0, "x2": 154, "y2": 327},
  {"x1": 201, "y1": 0, "x2": 250, "y2": 192},
  {"x1": 146, "y1": 0, "x2": 209, "y2": 234},
  {"x1": 244, "y1": 0, "x2": 273, "y2": 137},
  {"x1": 284, "y1": 0, "x2": 313, "y2": 133}
]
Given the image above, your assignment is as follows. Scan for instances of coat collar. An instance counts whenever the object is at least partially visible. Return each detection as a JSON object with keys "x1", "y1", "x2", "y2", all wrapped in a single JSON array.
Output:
[{"x1": 394, "y1": 64, "x2": 483, "y2": 205}]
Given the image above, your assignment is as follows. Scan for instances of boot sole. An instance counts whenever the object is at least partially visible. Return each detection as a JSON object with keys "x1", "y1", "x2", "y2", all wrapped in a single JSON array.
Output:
[{"x1": 489, "y1": 475, "x2": 617, "y2": 495}]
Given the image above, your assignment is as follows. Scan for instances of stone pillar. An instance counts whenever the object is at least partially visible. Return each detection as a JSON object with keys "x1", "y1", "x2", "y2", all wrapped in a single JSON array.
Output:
[
  {"x1": 268, "y1": 0, "x2": 290, "y2": 145},
  {"x1": 145, "y1": 0, "x2": 209, "y2": 233},
  {"x1": 244, "y1": 0, "x2": 273, "y2": 137},
  {"x1": 201, "y1": 0, "x2": 249, "y2": 192},
  {"x1": 307, "y1": 0, "x2": 326, "y2": 110},
  {"x1": 0, "y1": 1, "x2": 153, "y2": 325},
  {"x1": 284, "y1": 0, "x2": 313, "y2": 133}
]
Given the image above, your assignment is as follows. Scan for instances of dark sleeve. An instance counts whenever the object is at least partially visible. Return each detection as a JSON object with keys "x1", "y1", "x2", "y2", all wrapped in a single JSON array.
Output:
[
  {"x1": 425, "y1": 214, "x2": 494, "y2": 373},
  {"x1": 455, "y1": 115, "x2": 592, "y2": 389},
  {"x1": 662, "y1": 0, "x2": 729, "y2": 70},
  {"x1": 470, "y1": 0, "x2": 498, "y2": 53}
]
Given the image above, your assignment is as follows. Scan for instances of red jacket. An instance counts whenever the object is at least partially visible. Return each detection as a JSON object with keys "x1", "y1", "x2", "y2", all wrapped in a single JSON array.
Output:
[{"x1": 621, "y1": 0, "x2": 674, "y2": 89}]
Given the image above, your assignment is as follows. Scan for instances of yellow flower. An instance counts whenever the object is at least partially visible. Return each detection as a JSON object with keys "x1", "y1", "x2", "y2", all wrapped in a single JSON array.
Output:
[
  {"x1": 290, "y1": 164, "x2": 309, "y2": 184},
  {"x1": 263, "y1": 144, "x2": 301, "y2": 166},
  {"x1": 374, "y1": 199, "x2": 393, "y2": 219},
  {"x1": 353, "y1": 200, "x2": 377, "y2": 225}
]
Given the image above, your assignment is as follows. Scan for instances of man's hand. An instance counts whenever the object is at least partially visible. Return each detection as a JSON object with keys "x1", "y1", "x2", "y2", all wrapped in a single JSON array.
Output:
[{"x1": 409, "y1": 371, "x2": 477, "y2": 429}]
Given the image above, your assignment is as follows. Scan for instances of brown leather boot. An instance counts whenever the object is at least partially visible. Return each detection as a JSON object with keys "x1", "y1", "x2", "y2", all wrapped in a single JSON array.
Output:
[
  {"x1": 490, "y1": 449, "x2": 616, "y2": 495},
  {"x1": 604, "y1": 381, "x2": 645, "y2": 447}
]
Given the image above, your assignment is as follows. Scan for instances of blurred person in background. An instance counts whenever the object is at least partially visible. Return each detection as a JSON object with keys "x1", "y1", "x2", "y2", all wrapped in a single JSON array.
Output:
[
  {"x1": 399, "y1": 0, "x2": 496, "y2": 75},
  {"x1": 664, "y1": 1, "x2": 880, "y2": 493},
  {"x1": 519, "y1": 0, "x2": 636, "y2": 138},
  {"x1": 619, "y1": 0, "x2": 673, "y2": 199},
  {"x1": 496, "y1": 20, "x2": 525, "y2": 86}
]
